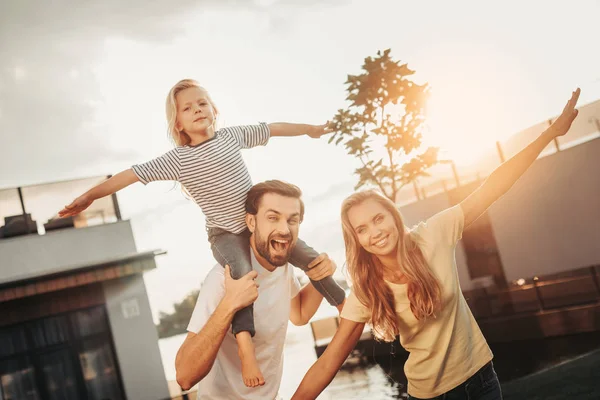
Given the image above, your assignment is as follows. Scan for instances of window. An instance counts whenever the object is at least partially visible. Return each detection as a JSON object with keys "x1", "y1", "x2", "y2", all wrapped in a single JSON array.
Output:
[{"x1": 0, "y1": 306, "x2": 124, "y2": 400}]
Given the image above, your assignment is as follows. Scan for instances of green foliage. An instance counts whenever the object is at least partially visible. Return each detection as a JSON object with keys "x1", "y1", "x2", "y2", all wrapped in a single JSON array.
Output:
[
  {"x1": 328, "y1": 49, "x2": 439, "y2": 200},
  {"x1": 156, "y1": 289, "x2": 199, "y2": 339}
]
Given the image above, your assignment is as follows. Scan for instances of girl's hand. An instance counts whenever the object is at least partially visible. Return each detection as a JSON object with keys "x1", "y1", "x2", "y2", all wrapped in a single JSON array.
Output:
[
  {"x1": 547, "y1": 88, "x2": 580, "y2": 139},
  {"x1": 58, "y1": 195, "x2": 93, "y2": 218},
  {"x1": 307, "y1": 122, "x2": 334, "y2": 138}
]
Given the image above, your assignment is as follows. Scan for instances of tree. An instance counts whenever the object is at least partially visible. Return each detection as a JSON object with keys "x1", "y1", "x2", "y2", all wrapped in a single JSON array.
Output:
[
  {"x1": 328, "y1": 49, "x2": 439, "y2": 201},
  {"x1": 156, "y1": 289, "x2": 199, "y2": 338}
]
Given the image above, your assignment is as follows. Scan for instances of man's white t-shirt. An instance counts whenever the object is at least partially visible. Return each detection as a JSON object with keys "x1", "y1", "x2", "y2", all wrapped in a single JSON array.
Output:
[{"x1": 187, "y1": 250, "x2": 302, "y2": 400}]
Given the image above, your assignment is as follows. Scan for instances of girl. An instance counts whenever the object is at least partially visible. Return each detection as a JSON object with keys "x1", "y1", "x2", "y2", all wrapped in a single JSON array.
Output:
[
  {"x1": 59, "y1": 79, "x2": 346, "y2": 388},
  {"x1": 291, "y1": 88, "x2": 580, "y2": 400}
]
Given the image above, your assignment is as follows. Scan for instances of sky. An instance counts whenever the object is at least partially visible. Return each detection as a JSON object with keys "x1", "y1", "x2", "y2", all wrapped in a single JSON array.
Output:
[{"x1": 1, "y1": 0, "x2": 600, "y2": 320}]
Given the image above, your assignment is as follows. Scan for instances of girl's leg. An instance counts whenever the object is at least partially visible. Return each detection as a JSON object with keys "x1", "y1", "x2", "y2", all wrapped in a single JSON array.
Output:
[
  {"x1": 289, "y1": 238, "x2": 346, "y2": 307},
  {"x1": 209, "y1": 228, "x2": 255, "y2": 336},
  {"x1": 208, "y1": 228, "x2": 264, "y2": 388}
]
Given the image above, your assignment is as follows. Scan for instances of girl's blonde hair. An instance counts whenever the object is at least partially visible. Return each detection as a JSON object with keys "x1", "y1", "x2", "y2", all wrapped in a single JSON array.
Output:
[
  {"x1": 341, "y1": 190, "x2": 442, "y2": 342},
  {"x1": 165, "y1": 79, "x2": 219, "y2": 146}
]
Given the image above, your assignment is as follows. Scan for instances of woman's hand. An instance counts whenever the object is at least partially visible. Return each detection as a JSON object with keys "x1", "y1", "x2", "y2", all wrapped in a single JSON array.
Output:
[{"x1": 546, "y1": 88, "x2": 580, "y2": 139}]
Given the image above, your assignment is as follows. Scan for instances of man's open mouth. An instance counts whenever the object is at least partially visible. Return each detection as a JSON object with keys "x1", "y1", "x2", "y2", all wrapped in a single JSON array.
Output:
[{"x1": 270, "y1": 238, "x2": 290, "y2": 252}]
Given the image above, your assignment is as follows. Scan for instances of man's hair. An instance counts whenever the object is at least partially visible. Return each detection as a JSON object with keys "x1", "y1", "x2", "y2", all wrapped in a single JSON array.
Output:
[{"x1": 245, "y1": 180, "x2": 305, "y2": 222}]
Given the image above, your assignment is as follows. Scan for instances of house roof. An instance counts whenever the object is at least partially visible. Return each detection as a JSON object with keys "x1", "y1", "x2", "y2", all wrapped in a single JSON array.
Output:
[{"x1": 0, "y1": 250, "x2": 166, "y2": 302}]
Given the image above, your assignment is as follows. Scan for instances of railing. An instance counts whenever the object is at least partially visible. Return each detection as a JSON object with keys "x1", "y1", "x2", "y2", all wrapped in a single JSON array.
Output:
[
  {"x1": 397, "y1": 98, "x2": 600, "y2": 206},
  {"x1": 465, "y1": 266, "x2": 600, "y2": 319},
  {"x1": 0, "y1": 176, "x2": 121, "y2": 239}
]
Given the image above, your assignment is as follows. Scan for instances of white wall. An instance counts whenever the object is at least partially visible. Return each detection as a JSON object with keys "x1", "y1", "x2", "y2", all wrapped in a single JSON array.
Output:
[
  {"x1": 103, "y1": 272, "x2": 170, "y2": 400},
  {"x1": 488, "y1": 138, "x2": 600, "y2": 281}
]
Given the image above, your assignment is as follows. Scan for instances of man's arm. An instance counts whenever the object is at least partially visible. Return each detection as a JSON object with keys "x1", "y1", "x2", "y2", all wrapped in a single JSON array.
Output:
[
  {"x1": 175, "y1": 266, "x2": 258, "y2": 390},
  {"x1": 175, "y1": 301, "x2": 237, "y2": 390},
  {"x1": 289, "y1": 254, "x2": 340, "y2": 325},
  {"x1": 289, "y1": 283, "x2": 324, "y2": 326}
]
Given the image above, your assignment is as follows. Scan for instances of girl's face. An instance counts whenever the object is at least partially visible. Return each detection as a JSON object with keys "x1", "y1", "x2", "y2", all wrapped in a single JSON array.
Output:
[
  {"x1": 347, "y1": 198, "x2": 400, "y2": 257},
  {"x1": 175, "y1": 86, "x2": 216, "y2": 135}
]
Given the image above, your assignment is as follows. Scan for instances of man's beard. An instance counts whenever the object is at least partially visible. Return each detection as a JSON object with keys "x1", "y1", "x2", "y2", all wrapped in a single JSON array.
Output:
[{"x1": 254, "y1": 225, "x2": 295, "y2": 267}]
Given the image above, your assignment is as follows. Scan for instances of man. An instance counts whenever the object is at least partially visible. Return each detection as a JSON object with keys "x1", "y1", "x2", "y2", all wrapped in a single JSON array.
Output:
[{"x1": 175, "y1": 180, "x2": 342, "y2": 399}]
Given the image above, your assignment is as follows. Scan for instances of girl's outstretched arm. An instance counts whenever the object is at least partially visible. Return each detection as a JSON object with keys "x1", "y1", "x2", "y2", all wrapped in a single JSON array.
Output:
[
  {"x1": 269, "y1": 122, "x2": 332, "y2": 138},
  {"x1": 291, "y1": 318, "x2": 365, "y2": 400},
  {"x1": 460, "y1": 88, "x2": 580, "y2": 228},
  {"x1": 58, "y1": 169, "x2": 139, "y2": 217}
]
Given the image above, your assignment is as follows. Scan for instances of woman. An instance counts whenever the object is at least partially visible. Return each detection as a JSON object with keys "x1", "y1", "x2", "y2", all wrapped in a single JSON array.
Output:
[{"x1": 292, "y1": 88, "x2": 580, "y2": 400}]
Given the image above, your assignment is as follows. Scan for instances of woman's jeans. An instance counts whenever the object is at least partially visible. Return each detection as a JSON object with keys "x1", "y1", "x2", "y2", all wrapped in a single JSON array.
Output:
[{"x1": 408, "y1": 361, "x2": 502, "y2": 400}]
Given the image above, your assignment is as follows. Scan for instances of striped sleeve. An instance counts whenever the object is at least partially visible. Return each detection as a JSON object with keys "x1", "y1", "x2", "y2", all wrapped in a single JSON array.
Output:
[
  {"x1": 223, "y1": 123, "x2": 270, "y2": 149},
  {"x1": 131, "y1": 148, "x2": 181, "y2": 185}
]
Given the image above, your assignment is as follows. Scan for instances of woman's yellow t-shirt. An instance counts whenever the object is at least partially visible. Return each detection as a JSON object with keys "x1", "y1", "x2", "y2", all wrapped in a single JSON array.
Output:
[{"x1": 341, "y1": 205, "x2": 493, "y2": 398}]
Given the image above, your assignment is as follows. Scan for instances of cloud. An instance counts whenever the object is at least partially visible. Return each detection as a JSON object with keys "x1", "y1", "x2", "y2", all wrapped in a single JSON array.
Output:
[
  {"x1": 1, "y1": 0, "x2": 347, "y2": 41},
  {"x1": 0, "y1": 0, "x2": 349, "y2": 187}
]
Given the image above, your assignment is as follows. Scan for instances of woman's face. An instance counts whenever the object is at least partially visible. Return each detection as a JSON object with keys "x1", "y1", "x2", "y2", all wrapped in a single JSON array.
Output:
[{"x1": 347, "y1": 198, "x2": 400, "y2": 257}]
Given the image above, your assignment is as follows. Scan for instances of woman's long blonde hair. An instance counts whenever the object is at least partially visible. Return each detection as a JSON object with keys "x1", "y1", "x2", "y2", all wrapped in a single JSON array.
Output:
[
  {"x1": 341, "y1": 190, "x2": 442, "y2": 342},
  {"x1": 165, "y1": 79, "x2": 219, "y2": 146}
]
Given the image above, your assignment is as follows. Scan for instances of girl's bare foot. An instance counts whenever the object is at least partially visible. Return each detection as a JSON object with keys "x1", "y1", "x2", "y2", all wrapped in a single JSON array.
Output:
[{"x1": 236, "y1": 331, "x2": 265, "y2": 388}]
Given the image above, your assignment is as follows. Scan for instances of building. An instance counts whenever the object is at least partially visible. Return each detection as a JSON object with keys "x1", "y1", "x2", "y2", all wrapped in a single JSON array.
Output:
[
  {"x1": 397, "y1": 98, "x2": 600, "y2": 291},
  {"x1": 0, "y1": 177, "x2": 170, "y2": 400},
  {"x1": 395, "y1": 99, "x2": 600, "y2": 342}
]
